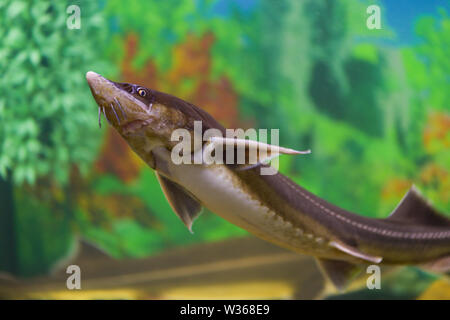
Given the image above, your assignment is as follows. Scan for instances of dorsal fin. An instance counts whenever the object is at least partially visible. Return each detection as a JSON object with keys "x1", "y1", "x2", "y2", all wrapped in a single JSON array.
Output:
[{"x1": 387, "y1": 186, "x2": 450, "y2": 227}]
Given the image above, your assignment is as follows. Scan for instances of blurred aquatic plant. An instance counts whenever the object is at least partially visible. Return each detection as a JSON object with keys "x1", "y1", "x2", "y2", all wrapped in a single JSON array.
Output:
[
  {"x1": 392, "y1": 8, "x2": 450, "y2": 212},
  {"x1": 0, "y1": 0, "x2": 113, "y2": 274},
  {"x1": 0, "y1": 0, "x2": 112, "y2": 185},
  {"x1": 105, "y1": 0, "x2": 218, "y2": 71}
]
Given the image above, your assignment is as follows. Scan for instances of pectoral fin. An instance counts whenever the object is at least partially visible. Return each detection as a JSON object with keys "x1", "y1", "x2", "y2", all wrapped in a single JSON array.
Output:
[
  {"x1": 316, "y1": 258, "x2": 363, "y2": 291},
  {"x1": 204, "y1": 137, "x2": 310, "y2": 170},
  {"x1": 156, "y1": 173, "x2": 203, "y2": 233}
]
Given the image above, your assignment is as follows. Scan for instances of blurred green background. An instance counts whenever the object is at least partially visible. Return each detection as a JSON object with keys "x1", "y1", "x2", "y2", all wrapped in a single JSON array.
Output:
[{"x1": 0, "y1": 0, "x2": 449, "y2": 299}]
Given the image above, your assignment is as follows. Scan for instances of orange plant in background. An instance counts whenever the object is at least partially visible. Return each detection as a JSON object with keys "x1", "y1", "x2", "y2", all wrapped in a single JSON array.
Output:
[
  {"x1": 381, "y1": 178, "x2": 412, "y2": 201},
  {"x1": 421, "y1": 112, "x2": 449, "y2": 204},
  {"x1": 381, "y1": 111, "x2": 449, "y2": 207},
  {"x1": 121, "y1": 32, "x2": 239, "y2": 128},
  {"x1": 77, "y1": 191, "x2": 155, "y2": 228},
  {"x1": 419, "y1": 163, "x2": 449, "y2": 203},
  {"x1": 120, "y1": 33, "x2": 159, "y2": 90},
  {"x1": 94, "y1": 129, "x2": 142, "y2": 183},
  {"x1": 423, "y1": 112, "x2": 450, "y2": 154}
]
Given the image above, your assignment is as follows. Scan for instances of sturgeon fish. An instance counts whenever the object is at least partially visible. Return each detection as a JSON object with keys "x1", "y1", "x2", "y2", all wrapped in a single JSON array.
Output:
[{"x1": 86, "y1": 71, "x2": 450, "y2": 290}]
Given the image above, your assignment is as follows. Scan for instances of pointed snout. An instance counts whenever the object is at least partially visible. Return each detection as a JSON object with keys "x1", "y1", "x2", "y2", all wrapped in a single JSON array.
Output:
[
  {"x1": 85, "y1": 70, "x2": 115, "y2": 101},
  {"x1": 86, "y1": 71, "x2": 119, "y2": 125},
  {"x1": 86, "y1": 70, "x2": 100, "y2": 82},
  {"x1": 85, "y1": 71, "x2": 106, "y2": 90}
]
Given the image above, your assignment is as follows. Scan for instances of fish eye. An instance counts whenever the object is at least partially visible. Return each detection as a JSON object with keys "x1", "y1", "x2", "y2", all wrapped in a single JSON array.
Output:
[{"x1": 137, "y1": 88, "x2": 146, "y2": 97}]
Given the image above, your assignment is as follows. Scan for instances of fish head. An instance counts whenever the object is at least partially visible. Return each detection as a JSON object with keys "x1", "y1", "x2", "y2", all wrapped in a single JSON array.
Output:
[{"x1": 86, "y1": 71, "x2": 194, "y2": 154}]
